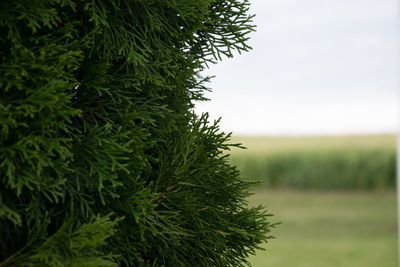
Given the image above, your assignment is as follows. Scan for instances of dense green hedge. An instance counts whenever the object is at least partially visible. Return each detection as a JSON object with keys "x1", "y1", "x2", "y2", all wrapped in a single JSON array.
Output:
[
  {"x1": 231, "y1": 149, "x2": 396, "y2": 190},
  {"x1": 0, "y1": 1, "x2": 273, "y2": 266}
]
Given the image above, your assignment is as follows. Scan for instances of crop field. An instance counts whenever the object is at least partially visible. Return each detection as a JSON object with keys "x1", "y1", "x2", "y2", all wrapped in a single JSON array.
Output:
[
  {"x1": 248, "y1": 189, "x2": 398, "y2": 267},
  {"x1": 228, "y1": 135, "x2": 396, "y2": 189},
  {"x1": 228, "y1": 135, "x2": 398, "y2": 266}
]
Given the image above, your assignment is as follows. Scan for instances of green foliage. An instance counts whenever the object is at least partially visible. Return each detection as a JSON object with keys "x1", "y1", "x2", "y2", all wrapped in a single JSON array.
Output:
[
  {"x1": 2, "y1": 214, "x2": 121, "y2": 267},
  {"x1": 230, "y1": 136, "x2": 396, "y2": 190},
  {"x1": 0, "y1": 0, "x2": 273, "y2": 266}
]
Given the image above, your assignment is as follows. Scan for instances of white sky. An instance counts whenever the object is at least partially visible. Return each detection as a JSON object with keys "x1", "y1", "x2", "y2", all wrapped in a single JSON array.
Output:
[{"x1": 195, "y1": 0, "x2": 399, "y2": 135}]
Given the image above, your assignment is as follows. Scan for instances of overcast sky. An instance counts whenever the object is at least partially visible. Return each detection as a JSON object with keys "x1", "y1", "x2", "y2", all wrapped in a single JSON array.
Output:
[{"x1": 195, "y1": 0, "x2": 399, "y2": 135}]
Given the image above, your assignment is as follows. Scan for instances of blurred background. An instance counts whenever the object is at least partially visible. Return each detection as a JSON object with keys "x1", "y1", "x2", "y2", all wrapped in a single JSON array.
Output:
[{"x1": 196, "y1": 0, "x2": 399, "y2": 266}]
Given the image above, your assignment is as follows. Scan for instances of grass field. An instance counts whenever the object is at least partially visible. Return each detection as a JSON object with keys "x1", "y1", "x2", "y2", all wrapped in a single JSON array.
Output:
[
  {"x1": 228, "y1": 135, "x2": 396, "y2": 189},
  {"x1": 230, "y1": 135, "x2": 395, "y2": 154},
  {"x1": 228, "y1": 135, "x2": 398, "y2": 266},
  {"x1": 248, "y1": 189, "x2": 398, "y2": 267}
]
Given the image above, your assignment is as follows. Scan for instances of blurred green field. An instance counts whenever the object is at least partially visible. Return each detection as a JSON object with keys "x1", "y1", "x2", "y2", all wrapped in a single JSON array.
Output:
[
  {"x1": 229, "y1": 135, "x2": 396, "y2": 189},
  {"x1": 248, "y1": 189, "x2": 398, "y2": 267}
]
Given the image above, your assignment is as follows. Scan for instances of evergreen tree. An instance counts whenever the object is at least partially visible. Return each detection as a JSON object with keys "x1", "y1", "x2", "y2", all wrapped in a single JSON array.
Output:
[{"x1": 0, "y1": 0, "x2": 274, "y2": 266}]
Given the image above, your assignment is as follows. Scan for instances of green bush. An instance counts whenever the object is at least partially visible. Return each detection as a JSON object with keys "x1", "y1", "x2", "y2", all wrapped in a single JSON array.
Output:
[
  {"x1": 0, "y1": 1, "x2": 273, "y2": 266},
  {"x1": 231, "y1": 146, "x2": 396, "y2": 190}
]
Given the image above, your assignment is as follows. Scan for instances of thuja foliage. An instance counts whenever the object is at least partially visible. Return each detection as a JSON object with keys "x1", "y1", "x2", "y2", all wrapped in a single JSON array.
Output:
[{"x1": 0, "y1": 0, "x2": 274, "y2": 266}]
